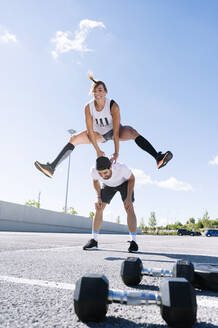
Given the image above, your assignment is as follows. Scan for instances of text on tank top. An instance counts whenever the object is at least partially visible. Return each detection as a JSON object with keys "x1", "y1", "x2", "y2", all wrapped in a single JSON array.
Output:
[{"x1": 89, "y1": 98, "x2": 114, "y2": 135}]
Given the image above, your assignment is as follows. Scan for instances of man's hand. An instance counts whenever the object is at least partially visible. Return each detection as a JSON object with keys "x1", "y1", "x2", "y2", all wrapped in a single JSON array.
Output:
[
  {"x1": 110, "y1": 152, "x2": 119, "y2": 163},
  {"x1": 124, "y1": 198, "x2": 133, "y2": 211},
  {"x1": 95, "y1": 198, "x2": 103, "y2": 210},
  {"x1": 97, "y1": 150, "x2": 105, "y2": 158}
]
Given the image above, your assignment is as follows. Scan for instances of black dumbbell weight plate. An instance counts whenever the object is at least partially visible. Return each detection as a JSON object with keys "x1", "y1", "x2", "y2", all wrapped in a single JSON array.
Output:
[{"x1": 193, "y1": 263, "x2": 218, "y2": 291}]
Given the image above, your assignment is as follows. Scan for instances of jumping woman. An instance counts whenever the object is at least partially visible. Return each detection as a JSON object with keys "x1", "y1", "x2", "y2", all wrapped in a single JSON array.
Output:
[{"x1": 35, "y1": 74, "x2": 173, "y2": 177}]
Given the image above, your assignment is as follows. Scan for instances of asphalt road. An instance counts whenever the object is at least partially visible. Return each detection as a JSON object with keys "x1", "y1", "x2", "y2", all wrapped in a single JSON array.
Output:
[{"x1": 0, "y1": 232, "x2": 218, "y2": 328}]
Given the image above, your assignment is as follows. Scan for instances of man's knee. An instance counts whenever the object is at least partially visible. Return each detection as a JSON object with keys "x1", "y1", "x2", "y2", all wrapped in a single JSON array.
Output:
[
  {"x1": 124, "y1": 204, "x2": 134, "y2": 213},
  {"x1": 95, "y1": 206, "x2": 104, "y2": 214}
]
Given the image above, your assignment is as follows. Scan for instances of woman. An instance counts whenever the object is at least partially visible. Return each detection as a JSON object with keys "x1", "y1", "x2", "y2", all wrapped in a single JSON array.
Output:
[{"x1": 35, "y1": 74, "x2": 173, "y2": 178}]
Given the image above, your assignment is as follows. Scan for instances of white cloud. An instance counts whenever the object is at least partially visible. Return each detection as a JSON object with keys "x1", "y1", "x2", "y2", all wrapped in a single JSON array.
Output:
[
  {"x1": 131, "y1": 168, "x2": 193, "y2": 191},
  {"x1": 155, "y1": 177, "x2": 193, "y2": 191},
  {"x1": 51, "y1": 50, "x2": 58, "y2": 60},
  {"x1": 0, "y1": 30, "x2": 18, "y2": 44},
  {"x1": 131, "y1": 168, "x2": 153, "y2": 185},
  {"x1": 209, "y1": 155, "x2": 218, "y2": 165},
  {"x1": 51, "y1": 19, "x2": 106, "y2": 59}
]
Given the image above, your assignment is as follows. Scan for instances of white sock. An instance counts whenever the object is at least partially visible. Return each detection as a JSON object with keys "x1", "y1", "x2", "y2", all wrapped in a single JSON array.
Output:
[
  {"x1": 129, "y1": 232, "x2": 136, "y2": 242},
  {"x1": 92, "y1": 230, "x2": 99, "y2": 241}
]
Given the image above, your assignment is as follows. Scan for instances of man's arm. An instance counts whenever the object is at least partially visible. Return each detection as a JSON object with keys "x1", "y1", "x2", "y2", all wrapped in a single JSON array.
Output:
[
  {"x1": 93, "y1": 179, "x2": 103, "y2": 209},
  {"x1": 93, "y1": 179, "x2": 101, "y2": 199}
]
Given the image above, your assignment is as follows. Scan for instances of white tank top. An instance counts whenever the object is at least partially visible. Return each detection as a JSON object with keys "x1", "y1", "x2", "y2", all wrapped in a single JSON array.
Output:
[{"x1": 88, "y1": 98, "x2": 113, "y2": 135}]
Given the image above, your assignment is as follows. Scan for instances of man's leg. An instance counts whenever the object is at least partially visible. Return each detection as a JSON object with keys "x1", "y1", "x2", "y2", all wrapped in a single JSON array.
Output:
[
  {"x1": 83, "y1": 202, "x2": 107, "y2": 250},
  {"x1": 120, "y1": 181, "x2": 137, "y2": 235},
  {"x1": 92, "y1": 203, "x2": 107, "y2": 241},
  {"x1": 125, "y1": 206, "x2": 138, "y2": 252},
  {"x1": 125, "y1": 205, "x2": 137, "y2": 232},
  {"x1": 121, "y1": 181, "x2": 138, "y2": 252},
  {"x1": 83, "y1": 185, "x2": 116, "y2": 250},
  {"x1": 126, "y1": 206, "x2": 137, "y2": 237}
]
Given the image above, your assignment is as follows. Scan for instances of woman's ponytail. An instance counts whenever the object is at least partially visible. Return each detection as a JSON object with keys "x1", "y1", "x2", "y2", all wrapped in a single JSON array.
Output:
[
  {"x1": 88, "y1": 72, "x2": 107, "y2": 94},
  {"x1": 88, "y1": 72, "x2": 97, "y2": 84}
]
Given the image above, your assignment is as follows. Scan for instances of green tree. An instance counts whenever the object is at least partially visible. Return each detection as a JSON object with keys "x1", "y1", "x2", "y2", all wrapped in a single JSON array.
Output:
[
  {"x1": 165, "y1": 224, "x2": 170, "y2": 230},
  {"x1": 187, "y1": 218, "x2": 195, "y2": 224},
  {"x1": 175, "y1": 221, "x2": 183, "y2": 229},
  {"x1": 25, "y1": 200, "x2": 40, "y2": 208},
  {"x1": 139, "y1": 217, "x2": 146, "y2": 231},
  {"x1": 186, "y1": 217, "x2": 196, "y2": 231},
  {"x1": 196, "y1": 219, "x2": 204, "y2": 229},
  {"x1": 202, "y1": 210, "x2": 210, "y2": 228},
  {"x1": 211, "y1": 219, "x2": 218, "y2": 228},
  {"x1": 148, "y1": 211, "x2": 157, "y2": 230},
  {"x1": 89, "y1": 211, "x2": 95, "y2": 219},
  {"x1": 63, "y1": 207, "x2": 78, "y2": 215}
]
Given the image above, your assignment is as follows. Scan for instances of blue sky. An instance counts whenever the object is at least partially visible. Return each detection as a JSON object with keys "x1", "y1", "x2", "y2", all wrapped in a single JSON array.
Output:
[{"x1": 0, "y1": 0, "x2": 218, "y2": 226}]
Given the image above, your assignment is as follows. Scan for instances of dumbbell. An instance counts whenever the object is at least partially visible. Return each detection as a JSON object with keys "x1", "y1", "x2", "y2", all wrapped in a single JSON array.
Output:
[
  {"x1": 121, "y1": 257, "x2": 195, "y2": 286},
  {"x1": 74, "y1": 274, "x2": 197, "y2": 327}
]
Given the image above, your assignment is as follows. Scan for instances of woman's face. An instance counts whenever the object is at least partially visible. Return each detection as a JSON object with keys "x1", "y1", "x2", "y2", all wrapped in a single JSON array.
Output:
[{"x1": 93, "y1": 84, "x2": 107, "y2": 101}]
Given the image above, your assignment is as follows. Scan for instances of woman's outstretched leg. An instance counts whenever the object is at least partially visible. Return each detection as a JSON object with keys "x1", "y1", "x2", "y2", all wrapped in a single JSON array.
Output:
[
  {"x1": 34, "y1": 130, "x2": 104, "y2": 177},
  {"x1": 119, "y1": 125, "x2": 173, "y2": 169}
]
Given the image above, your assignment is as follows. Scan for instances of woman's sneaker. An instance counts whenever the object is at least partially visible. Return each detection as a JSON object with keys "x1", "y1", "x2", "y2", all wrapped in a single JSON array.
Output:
[
  {"x1": 34, "y1": 161, "x2": 55, "y2": 178},
  {"x1": 83, "y1": 239, "x2": 98, "y2": 250},
  {"x1": 128, "y1": 240, "x2": 138, "y2": 252},
  {"x1": 156, "y1": 151, "x2": 173, "y2": 169}
]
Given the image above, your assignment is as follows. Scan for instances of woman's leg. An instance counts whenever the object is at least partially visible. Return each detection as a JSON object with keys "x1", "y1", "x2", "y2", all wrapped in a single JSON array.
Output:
[
  {"x1": 119, "y1": 125, "x2": 158, "y2": 158},
  {"x1": 69, "y1": 130, "x2": 105, "y2": 146},
  {"x1": 35, "y1": 130, "x2": 104, "y2": 177},
  {"x1": 50, "y1": 130, "x2": 104, "y2": 168},
  {"x1": 119, "y1": 125, "x2": 173, "y2": 168}
]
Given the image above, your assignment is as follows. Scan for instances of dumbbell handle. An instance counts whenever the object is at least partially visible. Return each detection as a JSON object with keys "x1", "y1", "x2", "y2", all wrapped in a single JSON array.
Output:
[
  {"x1": 108, "y1": 289, "x2": 161, "y2": 306},
  {"x1": 142, "y1": 267, "x2": 172, "y2": 277}
]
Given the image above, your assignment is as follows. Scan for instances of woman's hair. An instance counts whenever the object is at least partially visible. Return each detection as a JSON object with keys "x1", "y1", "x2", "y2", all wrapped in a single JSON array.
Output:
[{"x1": 88, "y1": 72, "x2": 108, "y2": 94}]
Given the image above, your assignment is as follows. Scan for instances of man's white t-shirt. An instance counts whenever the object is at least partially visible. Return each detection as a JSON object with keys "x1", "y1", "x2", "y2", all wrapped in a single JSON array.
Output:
[{"x1": 91, "y1": 162, "x2": 132, "y2": 187}]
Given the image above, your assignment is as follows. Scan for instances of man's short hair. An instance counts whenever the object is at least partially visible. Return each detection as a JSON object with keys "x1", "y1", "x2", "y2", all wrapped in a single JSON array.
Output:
[{"x1": 96, "y1": 156, "x2": 111, "y2": 170}]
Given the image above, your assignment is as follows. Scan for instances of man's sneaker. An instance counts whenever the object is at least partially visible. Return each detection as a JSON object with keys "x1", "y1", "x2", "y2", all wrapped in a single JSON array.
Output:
[
  {"x1": 128, "y1": 240, "x2": 138, "y2": 253},
  {"x1": 83, "y1": 238, "x2": 98, "y2": 250},
  {"x1": 34, "y1": 161, "x2": 55, "y2": 178},
  {"x1": 156, "y1": 151, "x2": 173, "y2": 169}
]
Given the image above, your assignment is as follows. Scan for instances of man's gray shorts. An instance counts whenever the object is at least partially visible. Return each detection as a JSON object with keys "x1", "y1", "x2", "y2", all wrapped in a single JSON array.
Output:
[{"x1": 101, "y1": 181, "x2": 135, "y2": 204}]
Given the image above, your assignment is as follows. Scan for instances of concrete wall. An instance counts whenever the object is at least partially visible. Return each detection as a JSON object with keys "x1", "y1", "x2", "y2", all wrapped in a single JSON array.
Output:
[{"x1": 0, "y1": 200, "x2": 141, "y2": 234}]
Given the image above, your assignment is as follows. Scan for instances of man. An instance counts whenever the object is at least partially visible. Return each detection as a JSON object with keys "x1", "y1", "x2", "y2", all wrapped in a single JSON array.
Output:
[{"x1": 83, "y1": 156, "x2": 138, "y2": 252}]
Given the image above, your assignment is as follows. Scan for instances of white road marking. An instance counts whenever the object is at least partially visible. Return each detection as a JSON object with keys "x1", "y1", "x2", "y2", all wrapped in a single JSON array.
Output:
[
  {"x1": 2, "y1": 246, "x2": 81, "y2": 253},
  {"x1": 0, "y1": 275, "x2": 218, "y2": 309},
  {"x1": 2, "y1": 244, "x2": 217, "y2": 256},
  {"x1": 0, "y1": 275, "x2": 75, "y2": 290},
  {"x1": 198, "y1": 298, "x2": 218, "y2": 308}
]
